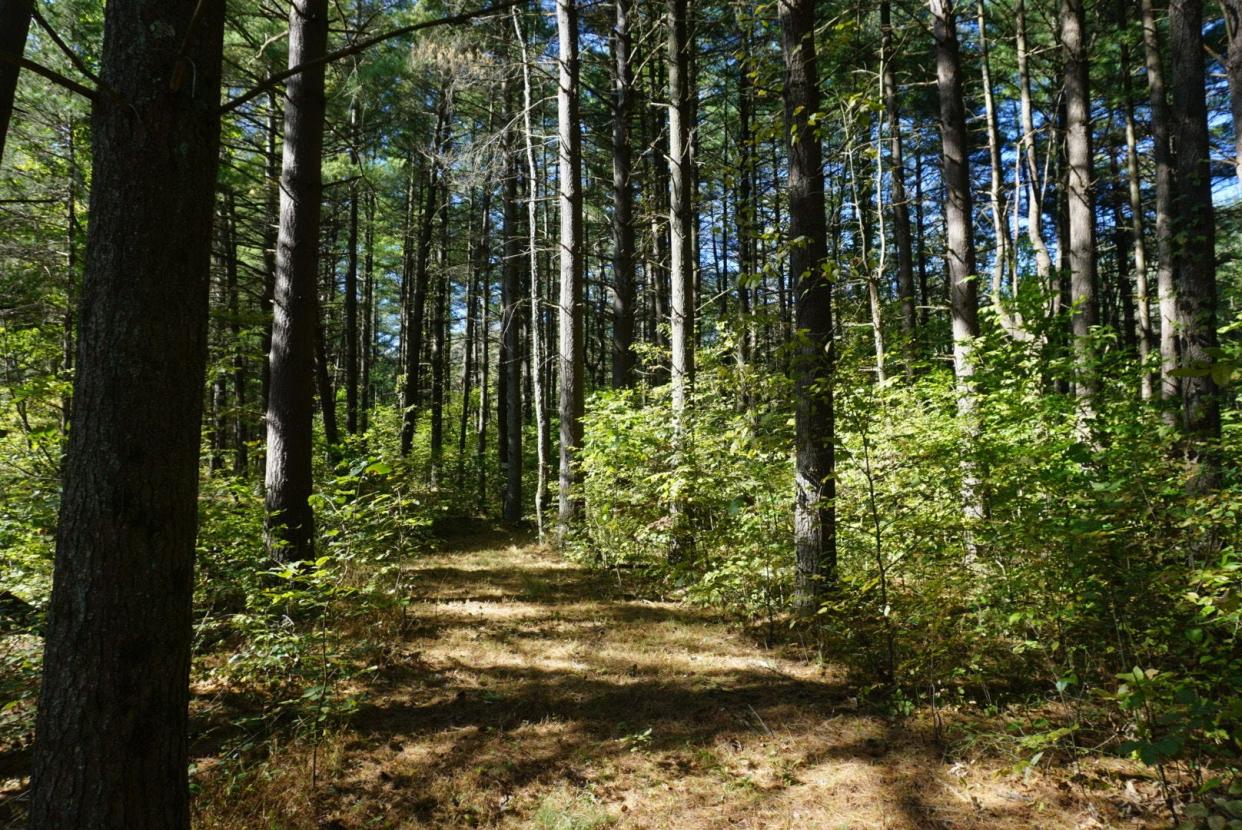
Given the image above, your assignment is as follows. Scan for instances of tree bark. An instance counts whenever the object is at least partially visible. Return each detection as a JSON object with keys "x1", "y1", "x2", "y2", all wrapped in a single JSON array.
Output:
[
  {"x1": 881, "y1": 2, "x2": 917, "y2": 364},
  {"x1": 265, "y1": 0, "x2": 329, "y2": 563},
  {"x1": 611, "y1": 0, "x2": 637, "y2": 388},
  {"x1": 1169, "y1": 0, "x2": 1222, "y2": 490},
  {"x1": 0, "y1": 0, "x2": 34, "y2": 163},
  {"x1": 556, "y1": 0, "x2": 585, "y2": 542},
  {"x1": 1015, "y1": 0, "x2": 1054, "y2": 287},
  {"x1": 502, "y1": 120, "x2": 524, "y2": 522},
  {"x1": 1061, "y1": 0, "x2": 1099, "y2": 407},
  {"x1": 1140, "y1": 0, "x2": 1180, "y2": 409},
  {"x1": 28, "y1": 1, "x2": 224, "y2": 826},
  {"x1": 781, "y1": 0, "x2": 835, "y2": 608},
  {"x1": 1121, "y1": 31, "x2": 1154, "y2": 399}
]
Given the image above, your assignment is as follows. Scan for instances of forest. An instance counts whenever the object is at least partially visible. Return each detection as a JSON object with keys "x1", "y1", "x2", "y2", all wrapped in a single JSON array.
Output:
[{"x1": 0, "y1": 0, "x2": 1239, "y2": 826}]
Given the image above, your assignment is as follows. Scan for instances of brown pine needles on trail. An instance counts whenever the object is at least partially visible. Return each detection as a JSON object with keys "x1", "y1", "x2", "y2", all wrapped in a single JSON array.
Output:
[{"x1": 186, "y1": 524, "x2": 1164, "y2": 830}]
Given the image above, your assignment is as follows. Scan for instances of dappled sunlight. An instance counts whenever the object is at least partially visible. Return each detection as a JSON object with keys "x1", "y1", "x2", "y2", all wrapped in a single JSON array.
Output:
[{"x1": 189, "y1": 526, "x2": 1167, "y2": 830}]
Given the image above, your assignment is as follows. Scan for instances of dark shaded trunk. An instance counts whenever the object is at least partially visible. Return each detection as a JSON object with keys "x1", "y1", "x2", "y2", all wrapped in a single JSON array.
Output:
[
  {"x1": 0, "y1": 0, "x2": 34, "y2": 163},
  {"x1": 1169, "y1": 0, "x2": 1221, "y2": 489},
  {"x1": 1224, "y1": 0, "x2": 1242, "y2": 187},
  {"x1": 264, "y1": 0, "x2": 330, "y2": 563},
  {"x1": 735, "y1": 18, "x2": 755, "y2": 367},
  {"x1": 28, "y1": 1, "x2": 225, "y2": 826},
  {"x1": 362, "y1": 190, "x2": 375, "y2": 429},
  {"x1": 781, "y1": 0, "x2": 835, "y2": 608},
  {"x1": 502, "y1": 111, "x2": 524, "y2": 523},
  {"x1": 430, "y1": 177, "x2": 450, "y2": 482},
  {"x1": 345, "y1": 178, "x2": 359, "y2": 435},
  {"x1": 1121, "y1": 28, "x2": 1154, "y2": 399},
  {"x1": 224, "y1": 190, "x2": 247, "y2": 475},
  {"x1": 260, "y1": 94, "x2": 280, "y2": 431}
]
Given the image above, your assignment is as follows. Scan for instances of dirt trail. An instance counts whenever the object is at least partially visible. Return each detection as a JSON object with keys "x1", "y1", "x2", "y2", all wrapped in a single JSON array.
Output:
[{"x1": 206, "y1": 525, "x2": 1162, "y2": 830}]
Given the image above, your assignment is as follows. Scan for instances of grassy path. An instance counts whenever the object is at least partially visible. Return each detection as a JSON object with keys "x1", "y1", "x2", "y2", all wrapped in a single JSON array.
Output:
[{"x1": 197, "y1": 524, "x2": 1162, "y2": 830}]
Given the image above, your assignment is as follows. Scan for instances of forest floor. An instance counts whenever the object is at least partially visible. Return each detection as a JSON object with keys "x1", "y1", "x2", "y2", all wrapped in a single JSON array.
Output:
[{"x1": 187, "y1": 523, "x2": 1172, "y2": 830}]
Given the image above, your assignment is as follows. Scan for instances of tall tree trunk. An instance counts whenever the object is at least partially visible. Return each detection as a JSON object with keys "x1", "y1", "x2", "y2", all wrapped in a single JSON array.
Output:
[
  {"x1": 611, "y1": 0, "x2": 637, "y2": 388},
  {"x1": 881, "y1": 1, "x2": 917, "y2": 365},
  {"x1": 781, "y1": 0, "x2": 836, "y2": 608},
  {"x1": 1062, "y1": 0, "x2": 1099, "y2": 409},
  {"x1": 224, "y1": 190, "x2": 248, "y2": 475},
  {"x1": 556, "y1": 0, "x2": 585, "y2": 542},
  {"x1": 260, "y1": 94, "x2": 280, "y2": 434},
  {"x1": 0, "y1": 0, "x2": 34, "y2": 163},
  {"x1": 28, "y1": 2, "x2": 224, "y2": 825},
  {"x1": 668, "y1": 0, "x2": 695, "y2": 557},
  {"x1": 1122, "y1": 31, "x2": 1155, "y2": 399},
  {"x1": 345, "y1": 177, "x2": 360, "y2": 434},
  {"x1": 361, "y1": 190, "x2": 375, "y2": 429},
  {"x1": 736, "y1": 11, "x2": 756, "y2": 368},
  {"x1": 514, "y1": 8, "x2": 548, "y2": 539},
  {"x1": 1140, "y1": 0, "x2": 1180, "y2": 410},
  {"x1": 430, "y1": 177, "x2": 449, "y2": 483},
  {"x1": 401, "y1": 87, "x2": 451, "y2": 455},
  {"x1": 978, "y1": 0, "x2": 1023, "y2": 340},
  {"x1": 1169, "y1": 0, "x2": 1222, "y2": 490},
  {"x1": 1016, "y1": 0, "x2": 1054, "y2": 286},
  {"x1": 1105, "y1": 117, "x2": 1137, "y2": 356},
  {"x1": 502, "y1": 112, "x2": 524, "y2": 523},
  {"x1": 265, "y1": 0, "x2": 329, "y2": 563},
  {"x1": 315, "y1": 312, "x2": 340, "y2": 450},
  {"x1": 931, "y1": 0, "x2": 983, "y2": 545}
]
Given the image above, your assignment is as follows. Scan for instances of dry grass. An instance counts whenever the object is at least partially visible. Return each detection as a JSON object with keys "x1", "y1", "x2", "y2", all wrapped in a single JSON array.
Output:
[
  {"x1": 0, "y1": 524, "x2": 1172, "y2": 828},
  {"x1": 186, "y1": 524, "x2": 1169, "y2": 830}
]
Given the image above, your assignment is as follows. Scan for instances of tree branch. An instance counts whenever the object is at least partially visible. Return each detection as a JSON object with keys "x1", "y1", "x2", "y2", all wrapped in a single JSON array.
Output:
[
  {"x1": 0, "y1": 50, "x2": 96, "y2": 102},
  {"x1": 220, "y1": 0, "x2": 523, "y2": 116}
]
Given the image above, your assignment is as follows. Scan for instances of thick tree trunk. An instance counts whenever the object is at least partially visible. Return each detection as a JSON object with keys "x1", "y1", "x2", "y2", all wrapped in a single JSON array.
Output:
[
  {"x1": 0, "y1": 0, "x2": 34, "y2": 163},
  {"x1": 1140, "y1": 0, "x2": 1180, "y2": 410},
  {"x1": 27, "y1": 1, "x2": 224, "y2": 826},
  {"x1": 781, "y1": 0, "x2": 835, "y2": 608},
  {"x1": 668, "y1": 0, "x2": 694, "y2": 557},
  {"x1": 502, "y1": 113, "x2": 524, "y2": 523},
  {"x1": 931, "y1": 0, "x2": 983, "y2": 545},
  {"x1": 1169, "y1": 0, "x2": 1222, "y2": 490},
  {"x1": 556, "y1": 0, "x2": 585, "y2": 542},
  {"x1": 1061, "y1": 0, "x2": 1099, "y2": 407},
  {"x1": 265, "y1": 0, "x2": 329, "y2": 563},
  {"x1": 611, "y1": 0, "x2": 637, "y2": 388}
]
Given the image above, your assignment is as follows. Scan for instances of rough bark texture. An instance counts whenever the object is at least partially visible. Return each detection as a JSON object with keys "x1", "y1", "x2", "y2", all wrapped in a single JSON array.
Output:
[
  {"x1": 611, "y1": 0, "x2": 636, "y2": 389},
  {"x1": 1169, "y1": 0, "x2": 1221, "y2": 488},
  {"x1": 0, "y1": 0, "x2": 34, "y2": 163},
  {"x1": 1061, "y1": 0, "x2": 1099, "y2": 404},
  {"x1": 931, "y1": 0, "x2": 983, "y2": 542},
  {"x1": 781, "y1": 0, "x2": 835, "y2": 608},
  {"x1": 1140, "y1": 0, "x2": 1180, "y2": 408},
  {"x1": 265, "y1": 0, "x2": 329, "y2": 563},
  {"x1": 28, "y1": 1, "x2": 225, "y2": 826},
  {"x1": 556, "y1": 0, "x2": 585, "y2": 541},
  {"x1": 502, "y1": 128, "x2": 524, "y2": 522}
]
